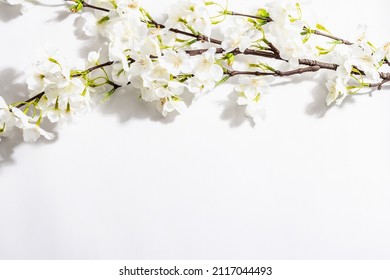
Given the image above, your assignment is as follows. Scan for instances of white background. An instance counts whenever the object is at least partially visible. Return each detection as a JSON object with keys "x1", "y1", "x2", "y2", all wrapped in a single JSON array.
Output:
[{"x1": 0, "y1": 0, "x2": 390, "y2": 259}]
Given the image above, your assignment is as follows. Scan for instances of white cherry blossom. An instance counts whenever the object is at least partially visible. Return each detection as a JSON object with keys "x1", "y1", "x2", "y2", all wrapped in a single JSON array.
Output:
[
  {"x1": 235, "y1": 76, "x2": 274, "y2": 122},
  {"x1": 221, "y1": 18, "x2": 258, "y2": 53},
  {"x1": 11, "y1": 107, "x2": 55, "y2": 142},
  {"x1": 325, "y1": 72, "x2": 349, "y2": 106},
  {"x1": 165, "y1": 0, "x2": 212, "y2": 37},
  {"x1": 350, "y1": 44, "x2": 380, "y2": 81},
  {"x1": 193, "y1": 48, "x2": 223, "y2": 82},
  {"x1": 160, "y1": 50, "x2": 192, "y2": 76}
]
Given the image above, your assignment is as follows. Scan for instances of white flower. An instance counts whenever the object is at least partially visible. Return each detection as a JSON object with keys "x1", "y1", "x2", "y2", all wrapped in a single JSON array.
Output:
[
  {"x1": 325, "y1": 72, "x2": 349, "y2": 106},
  {"x1": 376, "y1": 42, "x2": 390, "y2": 62},
  {"x1": 239, "y1": 97, "x2": 267, "y2": 123},
  {"x1": 160, "y1": 50, "x2": 192, "y2": 76},
  {"x1": 266, "y1": 0, "x2": 302, "y2": 25},
  {"x1": 43, "y1": 77, "x2": 91, "y2": 123},
  {"x1": 221, "y1": 18, "x2": 259, "y2": 53},
  {"x1": 26, "y1": 65, "x2": 53, "y2": 96},
  {"x1": 81, "y1": 12, "x2": 105, "y2": 37},
  {"x1": 156, "y1": 97, "x2": 187, "y2": 117},
  {"x1": 0, "y1": 97, "x2": 16, "y2": 141},
  {"x1": 235, "y1": 76, "x2": 274, "y2": 122},
  {"x1": 26, "y1": 61, "x2": 61, "y2": 96},
  {"x1": 129, "y1": 53, "x2": 154, "y2": 77},
  {"x1": 264, "y1": 0, "x2": 317, "y2": 65},
  {"x1": 165, "y1": 0, "x2": 212, "y2": 37},
  {"x1": 25, "y1": 48, "x2": 67, "y2": 96},
  {"x1": 222, "y1": 29, "x2": 253, "y2": 53},
  {"x1": 87, "y1": 50, "x2": 101, "y2": 66},
  {"x1": 140, "y1": 65, "x2": 171, "y2": 102},
  {"x1": 109, "y1": 15, "x2": 148, "y2": 52},
  {"x1": 108, "y1": 44, "x2": 131, "y2": 71},
  {"x1": 11, "y1": 107, "x2": 55, "y2": 142},
  {"x1": 111, "y1": 62, "x2": 131, "y2": 87},
  {"x1": 116, "y1": 0, "x2": 140, "y2": 13},
  {"x1": 155, "y1": 81, "x2": 187, "y2": 116},
  {"x1": 193, "y1": 48, "x2": 223, "y2": 82},
  {"x1": 350, "y1": 44, "x2": 380, "y2": 81},
  {"x1": 267, "y1": 19, "x2": 308, "y2": 65},
  {"x1": 187, "y1": 77, "x2": 216, "y2": 94},
  {"x1": 354, "y1": 24, "x2": 368, "y2": 46}
]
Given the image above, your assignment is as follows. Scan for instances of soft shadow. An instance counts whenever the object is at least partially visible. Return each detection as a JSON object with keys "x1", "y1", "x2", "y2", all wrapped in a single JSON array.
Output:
[
  {"x1": 0, "y1": 121, "x2": 59, "y2": 171},
  {"x1": 0, "y1": 134, "x2": 22, "y2": 170},
  {"x1": 220, "y1": 90, "x2": 252, "y2": 128},
  {"x1": 305, "y1": 81, "x2": 331, "y2": 118},
  {"x1": 0, "y1": 68, "x2": 26, "y2": 104},
  {"x1": 98, "y1": 86, "x2": 177, "y2": 124},
  {"x1": 268, "y1": 73, "x2": 334, "y2": 118},
  {"x1": 0, "y1": 2, "x2": 66, "y2": 22},
  {"x1": 0, "y1": 4, "x2": 20, "y2": 22},
  {"x1": 72, "y1": 15, "x2": 109, "y2": 61},
  {"x1": 47, "y1": 9, "x2": 71, "y2": 23},
  {"x1": 305, "y1": 76, "x2": 355, "y2": 118}
]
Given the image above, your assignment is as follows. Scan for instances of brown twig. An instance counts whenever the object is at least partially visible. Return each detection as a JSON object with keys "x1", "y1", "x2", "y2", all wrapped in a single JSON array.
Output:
[
  {"x1": 16, "y1": 92, "x2": 45, "y2": 109},
  {"x1": 368, "y1": 78, "x2": 390, "y2": 90},
  {"x1": 311, "y1": 30, "x2": 353, "y2": 45},
  {"x1": 227, "y1": 11, "x2": 272, "y2": 22},
  {"x1": 168, "y1": 28, "x2": 222, "y2": 45},
  {"x1": 65, "y1": 0, "x2": 111, "y2": 12},
  {"x1": 228, "y1": 66, "x2": 321, "y2": 77},
  {"x1": 226, "y1": 10, "x2": 354, "y2": 46}
]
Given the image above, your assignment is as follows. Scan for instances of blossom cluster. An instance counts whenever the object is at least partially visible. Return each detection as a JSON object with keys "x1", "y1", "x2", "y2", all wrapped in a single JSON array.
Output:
[{"x1": 0, "y1": 0, "x2": 389, "y2": 143}]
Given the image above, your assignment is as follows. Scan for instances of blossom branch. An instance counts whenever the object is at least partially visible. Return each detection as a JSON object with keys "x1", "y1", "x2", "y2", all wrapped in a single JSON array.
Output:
[
  {"x1": 16, "y1": 60, "x2": 121, "y2": 109},
  {"x1": 1, "y1": 0, "x2": 390, "y2": 144},
  {"x1": 226, "y1": 10, "x2": 353, "y2": 45},
  {"x1": 73, "y1": 1, "x2": 364, "y2": 76}
]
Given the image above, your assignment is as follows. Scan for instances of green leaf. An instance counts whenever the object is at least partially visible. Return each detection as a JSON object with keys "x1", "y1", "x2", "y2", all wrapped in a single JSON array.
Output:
[
  {"x1": 98, "y1": 16, "x2": 110, "y2": 25},
  {"x1": 216, "y1": 75, "x2": 230, "y2": 87},
  {"x1": 257, "y1": 8, "x2": 269, "y2": 18},
  {"x1": 295, "y1": 3, "x2": 302, "y2": 20},
  {"x1": 315, "y1": 23, "x2": 331, "y2": 34},
  {"x1": 48, "y1": 57, "x2": 62, "y2": 69}
]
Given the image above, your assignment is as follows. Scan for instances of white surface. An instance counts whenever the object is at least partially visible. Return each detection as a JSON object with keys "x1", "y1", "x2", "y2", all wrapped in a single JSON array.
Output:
[{"x1": 0, "y1": 0, "x2": 390, "y2": 260}]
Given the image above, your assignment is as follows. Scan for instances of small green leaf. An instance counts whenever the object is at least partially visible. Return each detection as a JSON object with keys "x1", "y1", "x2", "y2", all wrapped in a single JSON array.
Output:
[
  {"x1": 98, "y1": 16, "x2": 110, "y2": 25},
  {"x1": 216, "y1": 75, "x2": 230, "y2": 87},
  {"x1": 316, "y1": 23, "x2": 331, "y2": 34},
  {"x1": 257, "y1": 8, "x2": 269, "y2": 18},
  {"x1": 295, "y1": 3, "x2": 302, "y2": 20},
  {"x1": 48, "y1": 57, "x2": 62, "y2": 69}
]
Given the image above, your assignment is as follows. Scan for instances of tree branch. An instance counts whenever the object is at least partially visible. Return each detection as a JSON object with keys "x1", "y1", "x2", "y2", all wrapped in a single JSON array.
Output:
[
  {"x1": 16, "y1": 92, "x2": 45, "y2": 109},
  {"x1": 227, "y1": 11, "x2": 272, "y2": 22},
  {"x1": 65, "y1": 0, "x2": 110, "y2": 13},
  {"x1": 228, "y1": 66, "x2": 322, "y2": 77},
  {"x1": 226, "y1": 10, "x2": 354, "y2": 46},
  {"x1": 311, "y1": 30, "x2": 353, "y2": 45},
  {"x1": 367, "y1": 78, "x2": 390, "y2": 90}
]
